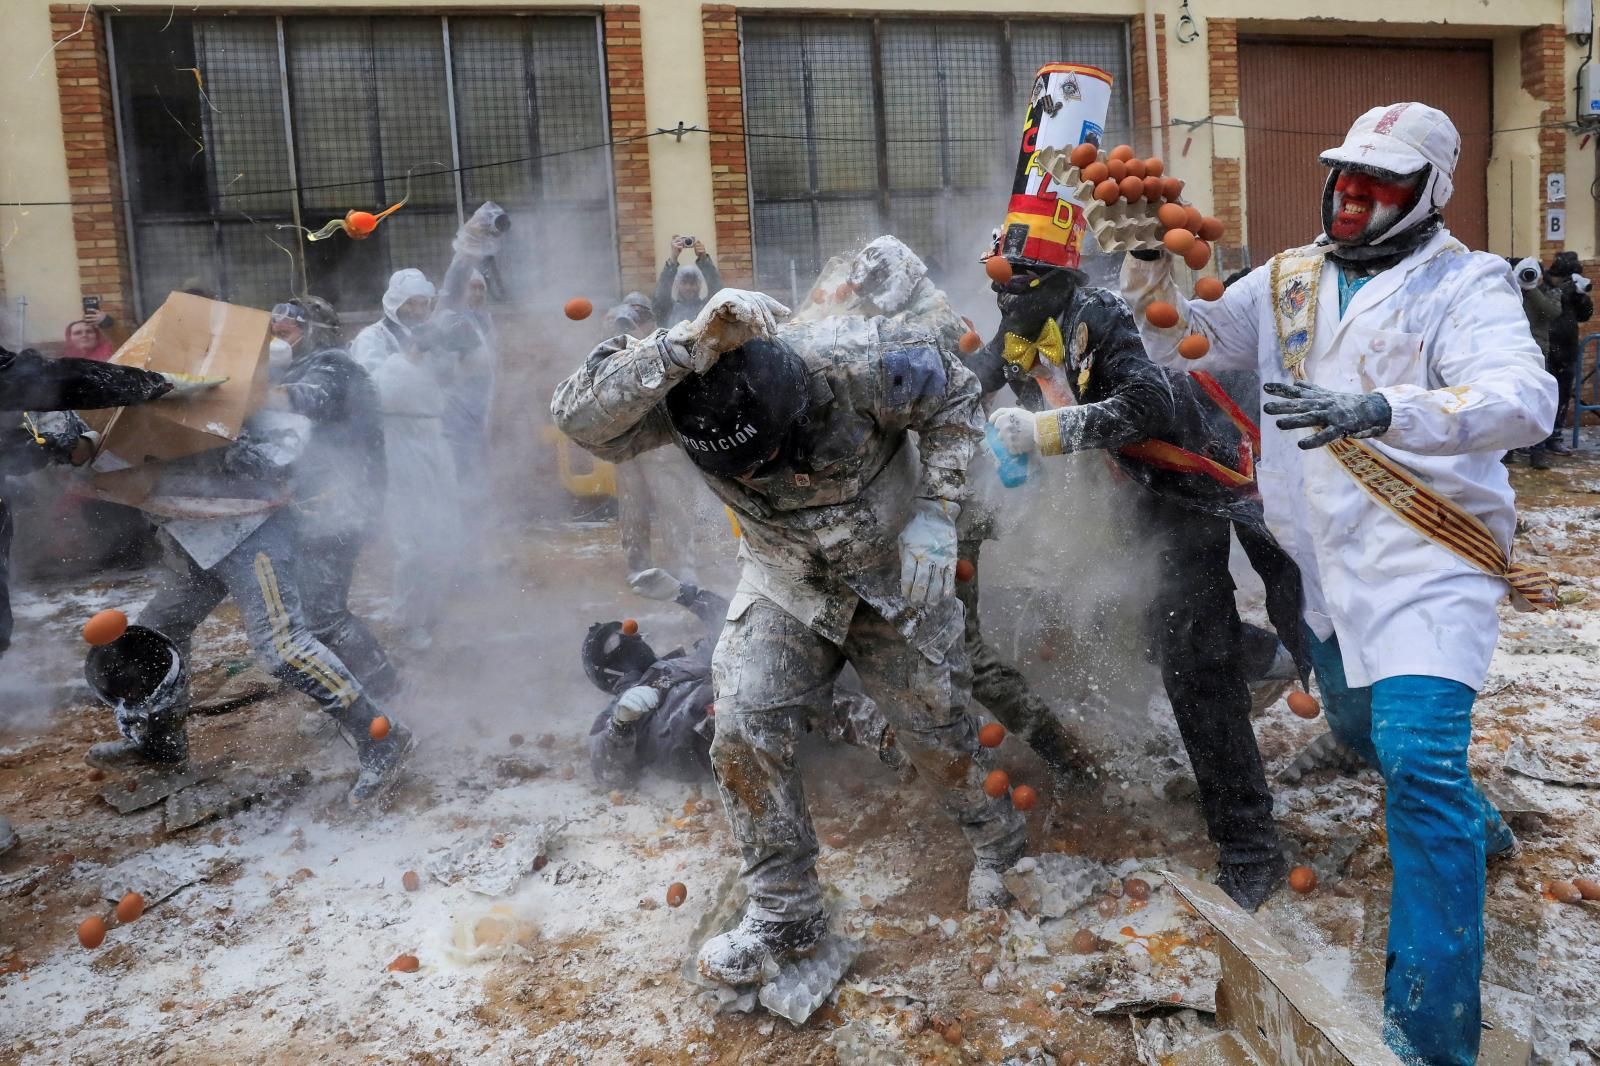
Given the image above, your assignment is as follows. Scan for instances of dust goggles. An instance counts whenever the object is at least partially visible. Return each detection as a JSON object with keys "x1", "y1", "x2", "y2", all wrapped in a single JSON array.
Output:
[{"x1": 269, "y1": 302, "x2": 307, "y2": 327}]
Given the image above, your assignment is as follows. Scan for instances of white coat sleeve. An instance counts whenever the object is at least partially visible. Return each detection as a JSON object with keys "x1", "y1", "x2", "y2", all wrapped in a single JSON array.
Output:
[
  {"x1": 1119, "y1": 252, "x2": 1263, "y2": 374},
  {"x1": 348, "y1": 325, "x2": 390, "y2": 374},
  {"x1": 1375, "y1": 255, "x2": 1558, "y2": 456}
]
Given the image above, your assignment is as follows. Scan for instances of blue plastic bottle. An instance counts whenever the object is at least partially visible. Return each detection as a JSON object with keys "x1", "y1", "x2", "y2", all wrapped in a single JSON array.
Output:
[{"x1": 986, "y1": 421, "x2": 1030, "y2": 488}]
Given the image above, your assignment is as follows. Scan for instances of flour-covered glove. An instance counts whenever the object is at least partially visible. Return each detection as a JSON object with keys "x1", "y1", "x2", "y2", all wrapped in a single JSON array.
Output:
[
  {"x1": 1262, "y1": 380, "x2": 1392, "y2": 450},
  {"x1": 157, "y1": 371, "x2": 228, "y2": 398},
  {"x1": 899, "y1": 498, "x2": 960, "y2": 606},
  {"x1": 453, "y1": 201, "x2": 510, "y2": 257},
  {"x1": 988, "y1": 407, "x2": 1042, "y2": 456},
  {"x1": 613, "y1": 685, "x2": 660, "y2": 725},
  {"x1": 664, "y1": 289, "x2": 790, "y2": 374},
  {"x1": 628, "y1": 568, "x2": 683, "y2": 603}
]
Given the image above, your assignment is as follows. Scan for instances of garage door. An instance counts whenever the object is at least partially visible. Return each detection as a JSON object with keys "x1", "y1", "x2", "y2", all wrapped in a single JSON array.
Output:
[{"x1": 1237, "y1": 39, "x2": 1492, "y2": 259}]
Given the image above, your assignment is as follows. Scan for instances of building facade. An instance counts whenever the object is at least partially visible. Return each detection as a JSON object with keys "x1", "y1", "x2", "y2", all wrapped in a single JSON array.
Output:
[{"x1": 0, "y1": 0, "x2": 1591, "y2": 343}]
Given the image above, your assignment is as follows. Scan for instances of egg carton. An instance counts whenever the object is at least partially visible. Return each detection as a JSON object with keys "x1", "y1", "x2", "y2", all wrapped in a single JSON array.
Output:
[
  {"x1": 1499, "y1": 625, "x2": 1597, "y2": 657},
  {"x1": 1002, "y1": 853, "x2": 1114, "y2": 920},
  {"x1": 1035, "y1": 146, "x2": 1164, "y2": 253},
  {"x1": 757, "y1": 930, "x2": 864, "y2": 1024}
]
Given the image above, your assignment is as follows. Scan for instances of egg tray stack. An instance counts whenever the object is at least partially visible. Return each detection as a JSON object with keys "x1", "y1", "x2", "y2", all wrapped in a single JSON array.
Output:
[{"x1": 1035, "y1": 145, "x2": 1166, "y2": 254}]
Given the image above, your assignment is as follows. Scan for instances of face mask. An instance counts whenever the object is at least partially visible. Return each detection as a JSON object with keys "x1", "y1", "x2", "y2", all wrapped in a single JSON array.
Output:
[{"x1": 268, "y1": 338, "x2": 293, "y2": 376}]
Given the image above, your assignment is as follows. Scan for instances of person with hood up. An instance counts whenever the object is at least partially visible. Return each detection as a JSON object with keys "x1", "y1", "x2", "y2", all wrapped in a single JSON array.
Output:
[
  {"x1": 436, "y1": 203, "x2": 511, "y2": 508},
  {"x1": 1120, "y1": 102, "x2": 1555, "y2": 1066},
  {"x1": 350, "y1": 268, "x2": 436, "y2": 373},
  {"x1": 1543, "y1": 250, "x2": 1593, "y2": 453},
  {"x1": 653, "y1": 235, "x2": 723, "y2": 326},
  {"x1": 265, "y1": 296, "x2": 399, "y2": 702},
  {"x1": 553, "y1": 288, "x2": 1028, "y2": 986},
  {"x1": 1508, "y1": 257, "x2": 1562, "y2": 469},
  {"x1": 845, "y1": 235, "x2": 966, "y2": 353}
]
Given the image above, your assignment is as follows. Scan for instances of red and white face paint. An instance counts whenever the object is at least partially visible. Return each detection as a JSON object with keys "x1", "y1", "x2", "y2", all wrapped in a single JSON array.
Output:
[{"x1": 1328, "y1": 169, "x2": 1423, "y2": 244}]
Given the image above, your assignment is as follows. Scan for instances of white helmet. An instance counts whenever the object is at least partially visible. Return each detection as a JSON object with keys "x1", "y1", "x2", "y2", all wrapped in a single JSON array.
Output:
[{"x1": 1319, "y1": 103, "x2": 1460, "y2": 247}]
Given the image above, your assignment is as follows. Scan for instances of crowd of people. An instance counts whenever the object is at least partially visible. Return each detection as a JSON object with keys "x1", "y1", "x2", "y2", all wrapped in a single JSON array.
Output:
[{"x1": 0, "y1": 98, "x2": 1581, "y2": 1066}]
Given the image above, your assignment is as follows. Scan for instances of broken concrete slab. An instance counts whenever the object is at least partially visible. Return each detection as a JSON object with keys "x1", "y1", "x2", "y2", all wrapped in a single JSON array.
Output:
[
  {"x1": 98, "y1": 757, "x2": 230, "y2": 814},
  {"x1": 1503, "y1": 735, "x2": 1600, "y2": 788},
  {"x1": 99, "y1": 846, "x2": 212, "y2": 906},
  {"x1": 1003, "y1": 854, "x2": 1113, "y2": 919},
  {"x1": 426, "y1": 822, "x2": 561, "y2": 896},
  {"x1": 1165, "y1": 872, "x2": 1404, "y2": 1066},
  {"x1": 164, "y1": 769, "x2": 309, "y2": 831}
]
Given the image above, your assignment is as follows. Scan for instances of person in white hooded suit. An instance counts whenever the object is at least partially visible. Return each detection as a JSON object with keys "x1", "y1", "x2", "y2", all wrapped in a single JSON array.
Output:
[
  {"x1": 1122, "y1": 103, "x2": 1555, "y2": 1066},
  {"x1": 351, "y1": 268, "x2": 436, "y2": 373}
]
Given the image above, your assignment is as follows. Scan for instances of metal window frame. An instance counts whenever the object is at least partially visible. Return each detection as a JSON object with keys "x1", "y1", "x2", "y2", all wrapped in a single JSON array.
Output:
[{"x1": 107, "y1": 10, "x2": 616, "y2": 314}]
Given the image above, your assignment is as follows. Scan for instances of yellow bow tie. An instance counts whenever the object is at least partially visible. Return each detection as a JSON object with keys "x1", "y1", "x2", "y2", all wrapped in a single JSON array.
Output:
[{"x1": 1001, "y1": 318, "x2": 1066, "y2": 373}]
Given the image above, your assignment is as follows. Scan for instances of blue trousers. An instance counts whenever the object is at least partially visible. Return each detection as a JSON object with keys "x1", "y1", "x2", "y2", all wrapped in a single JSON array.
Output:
[{"x1": 1308, "y1": 633, "x2": 1511, "y2": 1066}]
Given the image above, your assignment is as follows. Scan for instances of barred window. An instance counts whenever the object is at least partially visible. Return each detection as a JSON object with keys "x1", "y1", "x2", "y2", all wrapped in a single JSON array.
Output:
[
  {"x1": 109, "y1": 14, "x2": 614, "y2": 317},
  {"x1": 740, "y1": 16, "x2": 1132, "y2": 297}
]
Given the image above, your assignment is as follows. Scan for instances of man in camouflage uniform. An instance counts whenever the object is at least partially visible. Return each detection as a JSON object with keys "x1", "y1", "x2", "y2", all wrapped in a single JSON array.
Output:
[{"x1": 552, "y1": 289, "x2": 1025, "y2": 985}]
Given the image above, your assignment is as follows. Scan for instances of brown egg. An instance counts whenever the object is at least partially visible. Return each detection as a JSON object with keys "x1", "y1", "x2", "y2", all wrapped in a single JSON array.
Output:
[
  {"x1": 958, "y1": 331, "x2": 982, "y2": 355},
  {"x1": 1161, "y1": 177, "x2": 1185, "y2": 201},
  {"x1": 1082, "y1": 161, "x2": 1110, "y2": 186},
  {"x1": 1069, "y1": 142, "x2": 1099, "y2": 168},
  {"x1": 1094, "y1": 180, "x2": 1121, "y2": 206},
  {"x1": 834, "y1": 283, "x2": 852, "y2": 302},
  {"x1": 115, "y1": 891, "x2": 144, "y2": 923},
  {"x1": 1162, "y1": 228, "x2": 1196, "y2": 255},
  {"x1": 1124, "y1": 878, "x2": 1151, "y2": 901},
  {"x1": 666, "y1": 882, "x2": 688, "y2": 908},
  {"x1": 1106, "y1": 158, "x2": 1128, "y2": 182},
  {"x1": 402, "y1": 870, "x2": 421, "y2": 892},
  {"x1": 955, "y1": 558, "x2": 977, "y2": 583},
  {"x1": 563, "y1": 297, "x2": 592, "y2": 321},
  {"x1": 508, "y1": 734, "x2": 525, "y2": 748},
  {"x1": 387, "y1": 953, "x2": 420, "y2": 973},
  {"x1": 1548, "y1": 880, "x2": 1583, "y2": 903},
  {"x1": 82, "y1": 609, "x2": 128, "y2": 647},
  {"x1": 1096, "y1": 894, "x2": 1120, "y2": 917},
  {"x1": 983, "y1": 769, "x2": 1010, "y2": 798},
  {"x1": 1143, "y1": 176, "x2": 1165, "y2": 201},
  {"x1": 1194, "y1": 276, "x2": 1225, "y2": 302},
  {"x1": 369, "y1": 716, "x2": 390, "y2": 741},
  {"x1": 621, "y1": 619, "x2": 639, "y2": 636},
  {"x1": 1575, "y1": 878, "x2": 1600, "y2": 900},
  {"x1": 978, "y1": 722, "x2": 1005, "y2": 748},
  {"x1": 943, "y1": 1023, "x2": 963, "y2": 1045},
  {"x1": 985, "y1": 256, "x2": 1014, "y2": 284},
  {"x1": 1109, "y1": 144, "x2": 1136, "y2": 163},
  {"x1": 78, "y1": 915, "x2": 107, "y2": 949},
  {"x1": 1177, "y1": 334, "x2": 1211, "y2": 360},
  {"x1": 1118, "y1": 176, "x2": 1144, "y2": 202},
  {"x1": 1125, "y1": 158, "x2": 1147, "y2": 180},
  {"x1": 810, "y1": 287, "x2": 825, "y2": 304},
  {"x1": 1145, "y1": 301, "x2": 1180, "y2": 329},
  {"x1": 1183, "y1": 240, "x2": 1212, "y2": 271},
  {"x1": 1198, "y1": 216, "x2": 1225, "y2": 242},
  {"x1": 1183, "y1": 205, "x2": 1204, "y2": 233},
  {"x1": 1145, "y1": 157, "x2": 1165, "y2": 177},
  {"x1": 1157, "y1": 203, "x2": 1189, "y2": 230},
  {"x1": 1288, "y1": 866, "x2": 1317, "y2": 893},
  {"x1": 1287, "y1": 691, "x2": 1321, "y2": 719},
  {"x1": 1071, "y1": 928, "x2": 1099, "y2": 953},
  {"x1": 1012, "y1": 785, "x2": 1038, "y2": 811}
]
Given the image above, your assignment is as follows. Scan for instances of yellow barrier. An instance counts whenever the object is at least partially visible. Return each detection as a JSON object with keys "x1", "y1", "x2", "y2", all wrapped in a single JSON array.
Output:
[{"x1": 539, "y1": 425, "x2": 617, "y2": 498}]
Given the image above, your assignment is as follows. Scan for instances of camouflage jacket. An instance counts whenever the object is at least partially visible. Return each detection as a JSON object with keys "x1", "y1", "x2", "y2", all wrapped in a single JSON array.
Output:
[{"x1": 550, "y1": 315, "x2": 982, "y2": 662}]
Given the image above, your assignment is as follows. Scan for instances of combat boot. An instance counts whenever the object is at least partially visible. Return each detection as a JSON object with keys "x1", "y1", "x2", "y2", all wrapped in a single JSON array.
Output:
[
  {"x1": 348, "y1": 721, "x2": 415, "y2": 808},
  {"x1": 86, "y1": 720, "x2": 190, "y2": 772},
  {"x1": 697, "y1": 910, "x2": 828, "y2": 986},
  {"x1": 1530, "y1": 447, "x2": 1553, "y2": 470},
  {"x1": 968, "y1": 841, "x2": 1026, "y2": 910},
  {"x1": 1216, "y1": 854, "x2": 1288, "y2": 912}
]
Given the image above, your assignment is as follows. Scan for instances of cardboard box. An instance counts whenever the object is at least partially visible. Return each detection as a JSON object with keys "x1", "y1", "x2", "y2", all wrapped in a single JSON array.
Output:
[{"x1": 83, "y1": 292, "x2": 270, "y2": 471}]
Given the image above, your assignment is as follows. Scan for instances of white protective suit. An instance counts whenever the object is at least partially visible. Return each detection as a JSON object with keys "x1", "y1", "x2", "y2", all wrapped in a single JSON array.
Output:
[
  {"x1": 351, "y1": 269, "x2": 436, "y2": 373},
  {"x1": 1122, "y1": 227, "x2": 1555, "y2": 689}
]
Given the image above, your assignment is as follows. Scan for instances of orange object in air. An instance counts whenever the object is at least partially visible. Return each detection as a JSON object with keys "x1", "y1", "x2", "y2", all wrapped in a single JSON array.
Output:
[
  {"x1": 369, "y1": 716, "x2": 390, "y2": 741},
  {"x1": 1194, "y1": 276, "x2": 1225, "y2": 302},
  {"x1": 1177, "y1": 334, "x2": 1211, "y2": 360},
  {"x1": 1157, "y1": 203, "x2": 1188, "y2": 230},
  {"x1": 564, "y1": 297, "x2": 593, "y2": 321},
  {"x1": 1011, "y1": 784, "x2": 1038, "y2": 811},
  {"x1": 1198, "y1": 216, "x2": 1225, "y2": 242},
  {"x1": 83, "y1": 609, "x2": 128, "y2": 646},
  {"x1": 955, "y1": 558, "x2": 976, "y2": 582},
  {"x1": 959, "y1": 331, "x2": 982, "y2": 354},
  {"x1": 983, "y1": 769, "x2": 1010, "y2": 798},
  {"x1": 621, "y1": 619, "x2": 639, "y2": 636},
  {"x1": 1162, "y1": 229, "x2": 1196, "y2": 255},
  {"x1": 1287, "y1": 690, "x2": 1321, "y2": 718},
  {"x1": 1146, "y1": 301, "x2": 1180, "y2": 329},
  {"x1": 978, "y1": 722, "x2": 1005, "y2": 748},
  {"x1": 345, "y1": 210, "x2": 378, "y2": 239},
  {"x1": 1183, "y1": 239, "x2": 1212, "y2": 271}
]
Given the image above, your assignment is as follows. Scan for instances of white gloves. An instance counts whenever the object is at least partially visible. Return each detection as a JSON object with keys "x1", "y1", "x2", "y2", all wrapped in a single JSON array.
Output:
[
  {"x1": 989, "y1": 408, "x2": 1042, "y2": 456},
  {"x1": 664, "y1": 288, "x2": 790, "y2": 374},
  {"x1": 613, "y1": 685, "x2": 660, "y2": 725},
  {"x1": 1514, "y1": 257, "x2": 1542, "y2": 291},
  {"x1": 899, "y1": 498, "x2": 960, "y2": 606},
  {"x1": 1575, "y1": 275, "x2": 1593, "y2": 294},
  {"x1": 158, "y1": 371, "x2": 228, "y2": 398},
  {"x1": 453, "y1": 201, "x2": 509, "y2": 257},
  {"x1": 628, "y1": 568, "x2": 683, "y2": 602}
]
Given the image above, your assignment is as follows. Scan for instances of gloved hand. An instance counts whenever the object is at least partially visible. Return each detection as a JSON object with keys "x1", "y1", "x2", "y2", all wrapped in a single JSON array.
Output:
[
  {"x1": 1513, "y1": 257, "x2": 1542, "y2": 291},
  {"x1": 628, "y1": 568, "x2": 683, "y2": 602},
  {"x1": 453, "y1": 201, "x2": 509, "y2": 257},
  {"x1": 157, "y1": 371, "x2": 228, "y2": 398},
  {"x1": 1575, "y1": 275, "x2": 1593, "y2": 294},
  {"x1": 664, "y1": 289, "x2": 790, "y2": 374},
  {"x1": 989, "y1": 407, "x2": 1042, "y2": 456},
  {"x1": 899, "y1": 498, "x2": 960, "y2": 606},
  {"x1": 1262, "y1": 380, "x2": 1392, "y2": 450},
  {"x1": 613, "y1": 685, "x2": 660, "y2": 725}
]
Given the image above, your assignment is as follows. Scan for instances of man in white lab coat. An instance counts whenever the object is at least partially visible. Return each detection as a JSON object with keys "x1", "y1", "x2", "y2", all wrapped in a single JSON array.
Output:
[{"x1": 1122, "y1": 103, "x2": 1555, "y2": 1066}]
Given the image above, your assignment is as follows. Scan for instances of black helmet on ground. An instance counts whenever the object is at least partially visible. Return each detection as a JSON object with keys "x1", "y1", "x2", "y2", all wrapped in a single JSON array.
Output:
[
  {"x1": 582, "y1": 621, "x2": 657, "y2": 695},
  {"x1": 664, "y1": 337, "x2": 810, "y2": 478}
]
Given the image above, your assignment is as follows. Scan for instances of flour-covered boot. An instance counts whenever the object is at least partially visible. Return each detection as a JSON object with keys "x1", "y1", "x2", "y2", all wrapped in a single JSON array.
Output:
[{"x1": 695, "y1": 910, "x2": 828, "y2": 986}]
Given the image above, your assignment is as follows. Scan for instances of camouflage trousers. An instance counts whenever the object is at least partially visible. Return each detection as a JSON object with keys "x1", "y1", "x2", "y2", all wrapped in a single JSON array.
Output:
[{"x1": 709, "y1": 594, "x2": 1027, "y2": 922}]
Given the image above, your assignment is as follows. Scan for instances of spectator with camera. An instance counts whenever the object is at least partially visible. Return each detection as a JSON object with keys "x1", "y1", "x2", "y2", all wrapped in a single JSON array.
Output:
[
  {"x1": 652, "y1": 235, "x2": 722, "y2": 326},
  {"x1": 62, "y1": 297, "x2": 123, "y2": 361},
  {"x1": 1511, "y1": 257, "x2": 1563, "y2": 468},
  {"x1": 1544, "y1": 251, "x2": 1593, "y2": 454}
]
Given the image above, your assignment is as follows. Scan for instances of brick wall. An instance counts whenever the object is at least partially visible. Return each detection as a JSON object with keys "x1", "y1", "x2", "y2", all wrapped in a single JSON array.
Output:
[
  {"x1": 604, "y1": 5, "x2": 657, "y2": 294},
  {"x1": 50, "y1": 5, "x2": 133, "y2": 324},
  {"x1": 1206, "y1": 19, "x2": 1243, "y2": 250},
  {"x1": 1521, "y1": 25, "x2": 1567, "y2": 259},
  {"x1": 1128, "y1": 14, "x2": 1167, "y2": 157},
  {"x1": 703, "y1": 4, "x2": 753, "y2": 288}
]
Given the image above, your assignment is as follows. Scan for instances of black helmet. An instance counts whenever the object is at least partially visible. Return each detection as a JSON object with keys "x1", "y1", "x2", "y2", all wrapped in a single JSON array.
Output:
[
  {"x1": 664, "y1": 337, "x2": 810, "y2": 477},
  {"x1": 581, "y1": 621, "x2": 657, "y2": 694}
]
